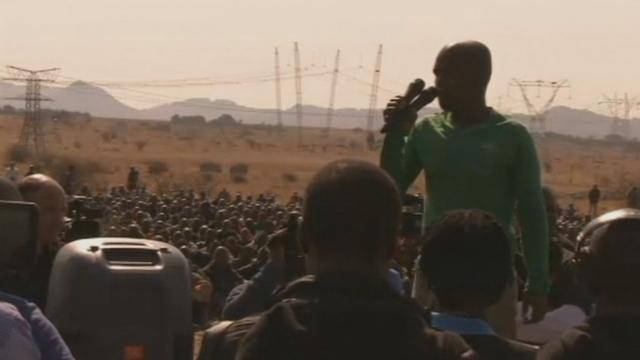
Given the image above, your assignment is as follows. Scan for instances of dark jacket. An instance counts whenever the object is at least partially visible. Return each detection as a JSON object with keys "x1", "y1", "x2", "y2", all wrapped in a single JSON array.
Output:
[
  {"x1": 222, "y1": 261, "x2": 284, "y2": 320},
  {"x1": 199, "y1": 273, "x2": 471, "y2": 360},
  {"x1": 537, "y1": 315, "x2": 639, "y2": 359},
  {"x1": 202, "y1": 262, "x2": 243, "y2": 302}
]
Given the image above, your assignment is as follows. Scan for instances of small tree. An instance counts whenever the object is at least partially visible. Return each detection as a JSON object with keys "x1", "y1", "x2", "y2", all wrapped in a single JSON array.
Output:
[
  {"x1": 282, "y1": 172, "x2": 298, "y2": 183},
  {"x1": 135, "y1": 141, "x2": 147, "y2": 152},
  {"x1": 229, "y1": 163, "x2": 249, "y2": 183},
  {"x1": 199, "y1": 161, "x2": 222, "y2": 173}
]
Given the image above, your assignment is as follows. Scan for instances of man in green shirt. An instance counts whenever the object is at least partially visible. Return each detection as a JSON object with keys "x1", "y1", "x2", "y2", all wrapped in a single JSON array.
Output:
[{"x1": 381, "y1": 41, "x2": 549, "y2": 337}]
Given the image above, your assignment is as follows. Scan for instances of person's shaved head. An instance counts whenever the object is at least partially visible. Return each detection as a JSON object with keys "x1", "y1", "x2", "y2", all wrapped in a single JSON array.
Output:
[
  {"x1": 433, "y1": 40, "x2": 492, "y2": 112},
  {"x1": 19, "y1": 175, "x2": 67, "y2": 248},
  {"x1": 0, "y1": 177, "x2": 22, "y2": 202}
]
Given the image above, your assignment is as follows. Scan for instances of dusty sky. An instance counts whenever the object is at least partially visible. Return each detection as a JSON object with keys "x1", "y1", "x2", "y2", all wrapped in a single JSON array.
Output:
[{"x1": 1, "y1": 0, "x2": 638, "y2": 114}]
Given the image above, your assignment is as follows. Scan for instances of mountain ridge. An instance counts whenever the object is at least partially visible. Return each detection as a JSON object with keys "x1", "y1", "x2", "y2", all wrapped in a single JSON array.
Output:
[{"x1": 0, "y1": 81, "x2": 637, "y2": 139}]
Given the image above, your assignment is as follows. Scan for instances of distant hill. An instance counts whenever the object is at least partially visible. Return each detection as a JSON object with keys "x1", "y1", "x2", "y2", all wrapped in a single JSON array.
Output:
[{"x1": 1, "y1": 81, "x2": 637, "y2": 138}]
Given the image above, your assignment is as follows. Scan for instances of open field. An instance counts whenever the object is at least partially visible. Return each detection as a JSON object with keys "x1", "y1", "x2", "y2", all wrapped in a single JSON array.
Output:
[{"x1": 1, "y1": 114, "x2": 638, "y2": 214}]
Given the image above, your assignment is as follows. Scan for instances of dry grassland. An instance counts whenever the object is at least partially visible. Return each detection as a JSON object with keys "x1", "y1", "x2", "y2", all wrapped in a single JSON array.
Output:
[{"x1": 1, "y1": 114, "x2": 638, "y2": 214}]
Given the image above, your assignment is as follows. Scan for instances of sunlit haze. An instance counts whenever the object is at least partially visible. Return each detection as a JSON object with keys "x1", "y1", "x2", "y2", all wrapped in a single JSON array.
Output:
[{"x1": 1, "y1": 0, "x2": 638, "y2": 114}]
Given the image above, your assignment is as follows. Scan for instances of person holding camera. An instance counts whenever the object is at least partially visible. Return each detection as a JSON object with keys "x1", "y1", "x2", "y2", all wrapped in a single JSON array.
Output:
[
  {"x1": 538, "y1": 209, "x2": 640, "y2": 359},
  {"x1": 198, "y1": 160, "x2": 472, "y2": 360},
  {"x1": 381, "y1": 41, "x2": 549, "y2": 337}
]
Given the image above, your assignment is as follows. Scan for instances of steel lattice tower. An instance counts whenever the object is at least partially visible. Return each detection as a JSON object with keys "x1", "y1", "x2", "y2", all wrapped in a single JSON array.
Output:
[
  {"x1": 366, "y1": 45, "x2": 383, "y2": 135},
  {"x1": 509, "y1": 79, "x2": 570, "y2": 134},
  {"x1": 324, "y1": 49, "x2": 340, "y2": 134},
  {"x1": 4, "y1": 66, "x2": 59, "y2": 159},
  {"x1": 274, "y1": 48, "x2": 283, "y2": 127},
  {"x1": 599, "y1": 93, "x2": 639, "y2": 139},
  {"x1": 293, "y1": 42, "x2": 303, "y2": 146}
]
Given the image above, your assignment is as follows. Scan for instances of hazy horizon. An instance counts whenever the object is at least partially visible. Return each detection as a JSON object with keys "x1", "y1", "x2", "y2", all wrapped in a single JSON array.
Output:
[{"x1": 2, "y1": 0, "x2": 638, "y2": 116}]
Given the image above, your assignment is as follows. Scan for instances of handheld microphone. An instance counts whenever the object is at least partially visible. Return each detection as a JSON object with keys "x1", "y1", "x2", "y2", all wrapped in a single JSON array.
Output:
[
  {"x1": 410, "y1": 86, "x2": 438, "y2": 112},
  {"x1": 381, "y1": 79, "x2": 437, "y2": 133}
]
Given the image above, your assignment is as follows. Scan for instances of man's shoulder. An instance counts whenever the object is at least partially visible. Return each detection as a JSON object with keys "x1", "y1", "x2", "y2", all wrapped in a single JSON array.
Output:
[
  {"x1": 415, "y1": 112, "x2": 448, "y2": 131},
  {"x1": 490, "y1": 111, "x2": 531, "y2": 134}
]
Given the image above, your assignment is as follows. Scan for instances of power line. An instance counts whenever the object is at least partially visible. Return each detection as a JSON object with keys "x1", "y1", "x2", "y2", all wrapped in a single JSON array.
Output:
[{"x1": 44, "y1": 75, "x2": 383, "y2": 119}]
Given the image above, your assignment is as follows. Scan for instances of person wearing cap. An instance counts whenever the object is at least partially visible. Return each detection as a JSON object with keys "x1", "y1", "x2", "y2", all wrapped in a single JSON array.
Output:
[{"x1": 538, "y1": 209, "x2": 640, "y2": 359}]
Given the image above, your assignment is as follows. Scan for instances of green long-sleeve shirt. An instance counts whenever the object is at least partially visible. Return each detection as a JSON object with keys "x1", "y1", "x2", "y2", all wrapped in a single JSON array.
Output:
[{"x1": 381, "y1": 110, "x2": 550, "y2": 293}]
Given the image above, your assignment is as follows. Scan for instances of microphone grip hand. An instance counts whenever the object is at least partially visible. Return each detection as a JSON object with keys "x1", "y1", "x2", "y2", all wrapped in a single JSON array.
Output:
[{"x1": 381, "y1": 86, "x2": 437, "y2": 134}]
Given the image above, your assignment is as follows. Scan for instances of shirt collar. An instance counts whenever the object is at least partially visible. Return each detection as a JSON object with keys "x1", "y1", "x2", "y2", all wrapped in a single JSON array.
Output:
[{"x1": 431, "y1": 312, "x2": 496, "y2": 336}]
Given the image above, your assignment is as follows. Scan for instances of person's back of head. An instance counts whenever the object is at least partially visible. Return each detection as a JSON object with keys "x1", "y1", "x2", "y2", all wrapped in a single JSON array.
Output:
[
  {"x1": 577, "y1": 209, "x2": 640, "y2": 309},
  {"x1": 420, "y1": 209, "x2": 513, "y2": 314},
  {"x1": 539, "y1": 209, "x2": 640, "y2": 360},
  {"x1": 300, "y1": 159, "x2": 402, "y2": 277}
]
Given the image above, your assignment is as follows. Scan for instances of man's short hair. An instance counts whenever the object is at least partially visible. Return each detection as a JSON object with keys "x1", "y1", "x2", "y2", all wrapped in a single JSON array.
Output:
[
  {"x1": 420, "y1": 210, "x2": 513, "y2": 310},
  {"x1": 301, "y1": 160, "x2": 401, "y2": 263}
]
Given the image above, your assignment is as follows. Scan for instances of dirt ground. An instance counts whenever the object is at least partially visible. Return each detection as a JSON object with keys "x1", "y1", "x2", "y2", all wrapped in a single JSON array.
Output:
[{"x1": 1, "y1": 114, "x2": 637, "y2": 213}]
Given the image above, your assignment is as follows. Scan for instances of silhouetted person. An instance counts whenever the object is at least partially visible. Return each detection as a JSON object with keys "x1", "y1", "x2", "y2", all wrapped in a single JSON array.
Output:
[
  {"x1": 381, "y1": 40, "x2": 549, "y2": 336},
  {"x1": 588, "y1": 185, "x2": 601, "y2": 218},
  {"x1": 421, "y1": 210, "x2": 536, "y2": 359},
  {"x1": 127, "y1": 167, "x2": 139, "y2": 192},
  {"x1": 198, "y1": 160, "x2": 472, "y2": 360},
  {"x1": 538, "y1": 209, "x2": 640, "y2": 359},
  {"x1": 5, "y1": 162, "x2": 21, "y2": 183},
  {"x1": 202, "y1": 247, "x2": 243, "y2": 308}
]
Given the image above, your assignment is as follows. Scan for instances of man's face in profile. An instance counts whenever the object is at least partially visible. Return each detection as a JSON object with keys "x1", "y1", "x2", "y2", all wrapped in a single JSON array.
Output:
[{"x1": 433, "y1": 49, "x2": 459, "y2": 112}]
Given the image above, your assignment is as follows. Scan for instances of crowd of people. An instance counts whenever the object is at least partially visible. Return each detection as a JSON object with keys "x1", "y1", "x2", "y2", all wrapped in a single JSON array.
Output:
[{"x1": 2, "y1": 40, "x2": 640, "y2": 360}]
